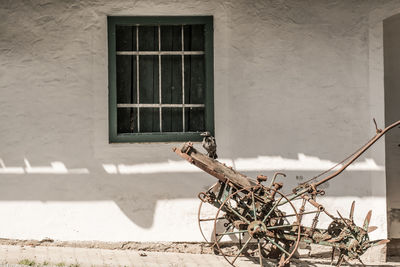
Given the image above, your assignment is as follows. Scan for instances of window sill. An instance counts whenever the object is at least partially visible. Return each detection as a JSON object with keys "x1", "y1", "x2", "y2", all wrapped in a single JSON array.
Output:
[{"x1": 109, "y1": 132, "x2": 204, "y2": 143}]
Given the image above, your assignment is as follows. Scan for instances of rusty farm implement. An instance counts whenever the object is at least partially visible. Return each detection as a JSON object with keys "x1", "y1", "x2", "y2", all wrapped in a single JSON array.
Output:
[{"x1": 173, "y1": 120, "x2": 400, "y2": 266}]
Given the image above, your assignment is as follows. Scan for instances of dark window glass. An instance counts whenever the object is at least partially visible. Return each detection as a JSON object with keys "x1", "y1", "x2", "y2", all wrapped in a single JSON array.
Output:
[
  {"x1": 185, "y1": 55, "x2": 205, "y2": 104},
  {"x1": 114, "y1": 22, "x2": 208, "y2": 137},
  {"x1": 116, "y1": 26, "x2": 136, "y2": 51},
  {"x1": 161, "y1": 26, "x2": 182, "y2": 51}
]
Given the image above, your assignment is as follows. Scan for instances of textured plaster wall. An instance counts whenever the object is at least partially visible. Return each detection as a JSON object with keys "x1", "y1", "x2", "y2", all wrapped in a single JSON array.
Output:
[{"x1": 0, "y1": 0, "x2": 399, "y2": 243}]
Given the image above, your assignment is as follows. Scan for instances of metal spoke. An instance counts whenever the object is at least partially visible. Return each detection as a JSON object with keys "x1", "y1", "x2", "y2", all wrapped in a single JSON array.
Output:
[
  {"x1": 258, "y1": 239, "x2": 263, "y2": 266},
  {"x1": 251, "y1": 191, "x2": 257, "y2": 220},
  {"x1": 232, "y1": 237, "x2": 252, "y2": 264},
  {"x1": 336, "y1": 254, "x2": 344, "y2": 267},
  {"x1": 216, "y1": 229, "x2": 248, "y2": 236},
  {"x1": 226, "y1": 204, "x2": 251, "y2": 224},
  {"x1": 262, "y1": 196, "x2": 283, "y2": 224},
  {"x1": 265, "y1": 236, "x2": 290, "y2": 256},
  {"x1": 266, "y1": 225, "x2": 293, "y2": 230},
  {"x1": 199, "y1": 217, "x2": 225, "y2": 222},
  {"x1": 215, "y1": 225, "x2": 232, "y2": 243}
]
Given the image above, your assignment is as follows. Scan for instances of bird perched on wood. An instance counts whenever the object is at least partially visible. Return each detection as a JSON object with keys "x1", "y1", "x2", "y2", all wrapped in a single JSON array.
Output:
[{"x1": 201, "y1": 132, "x2": 218, "y2": 159}]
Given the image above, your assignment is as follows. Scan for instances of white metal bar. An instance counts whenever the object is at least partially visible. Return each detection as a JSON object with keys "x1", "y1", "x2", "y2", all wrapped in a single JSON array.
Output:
[
  {"x1": 158, "y1": 25, "x2": 162, "y2": 132},
  {"x1": 117, "y1": 51, "x2": 204, "y2": 56},
  {"x1": 181, "y1": 25, "x2": 185, "y2": 132},
  {"x1": 136, "y1": 26, "x2": 140, "y2": 132},
  {"x1": 117, "y1": 104, "x2": 205, "y2": 108}
]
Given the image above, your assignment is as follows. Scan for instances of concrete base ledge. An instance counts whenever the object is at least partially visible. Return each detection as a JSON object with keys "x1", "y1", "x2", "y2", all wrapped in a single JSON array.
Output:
[{"x1": 0, "y1": 238, "x2": 389, "y2": 263}]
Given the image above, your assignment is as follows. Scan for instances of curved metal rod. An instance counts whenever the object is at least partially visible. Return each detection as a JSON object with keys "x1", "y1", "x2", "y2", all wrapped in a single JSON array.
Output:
[{"x1": 314, "y1": 120, "x2": 400, "y2": 187}]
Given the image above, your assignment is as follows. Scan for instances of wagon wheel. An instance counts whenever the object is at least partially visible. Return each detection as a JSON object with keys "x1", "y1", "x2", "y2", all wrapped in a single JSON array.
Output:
[
  {"x1": 197, "y1": 186, "x2": 264, "y2": 257},
  {"x1": 198, "y1": 182, "x2": 223, "y2": 243},
  {"x1": 197, "y1": 182, "x2": 240, "y2": 256},
  {"x1": 213, "y1": 185, "x2": 301, "y2": 267},
  {"x1": 198, "y1": 200, "x2": 213, "y2": 243},
  {"x1": 198, "y1": 200, "x2": 239, "y2": 256}
]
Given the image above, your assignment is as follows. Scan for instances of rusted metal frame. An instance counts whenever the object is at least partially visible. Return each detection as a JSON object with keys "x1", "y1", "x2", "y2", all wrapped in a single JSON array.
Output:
[
  {"x1": 279, "y1": 189, "x2": 336, "y2": 224},
  {"x1": 251, "y1": 192, "x2": 257, "y2": 220},
  {"x1": 271, "y1": 189, "x2": 302, "y2": 261},
  {"x1": 266, "y1": 225, "x2": 293, "y2": 230},
  {"x1": 265, "y1": 236, "x2": 290, "y2": 256},
  {"x1": 310, "y1": 210, "x2": 321, "y2": 237},
  {"x1": 262, "y1": 196, "x2": 283, "y2": 224},
  {"x1": 271, "y1": 222, "x2": 370, "y2": 251},
  {"x1": 218, "y1": 183, "x2": 232, "y2": 207},
  {"x1": 302, "y1": 195, "x2": 324, "y2": 211},
  {"x1": 177, "y1": 120, "x2": 400, "y2": 267},
  {"x1": 269, "y1": 172, "x2": 286, "y2": 188},
  {"x1": 213, "y1": 186, "x2": 302, "y2": 266},
  {"x1": 278, "y1": 188, "x2": 308, "y2": 206},
  {"x1": 271, "y1": 230, "x2": 340, "y2": 249},
  {"x1": 223, "y1": 200, "x2": 251, "y2": 224},
  {"x1": 212, "y1": 184, "x2": 254, "y2": 225},
  {"x1": 314, "y1": 120, "x2": 400, "y2": 187},
  {"x1": 175, "y1": 120, "x2": 400, "y2": 267},
  {"x1": 273, "y1": 209, "x2": 319, "y2": 218},
  {"x1": 297, "y1": 194, "x2": 336, "y2": 220},
  {"x1": 295, "y1": 198, "x2": 307, "y2": 227}
]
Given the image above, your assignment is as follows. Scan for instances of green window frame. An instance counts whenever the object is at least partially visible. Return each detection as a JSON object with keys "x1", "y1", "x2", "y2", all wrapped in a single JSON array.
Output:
[{"x1": 107, "y1": 16, "x2": 214, "y2": 143}]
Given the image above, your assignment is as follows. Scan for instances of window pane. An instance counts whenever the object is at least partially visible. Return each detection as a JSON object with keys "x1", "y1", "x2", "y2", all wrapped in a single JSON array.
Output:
[
  {"x1": 117, "y1": 108, "x2": 138, "y2": 134},
  {"x1": 185, "y1": 107, "x2": 205, "y2": 132},
  {"x1": 140, "y1": 108, "x2": 160, "y2": 132},
  {"x1": 162, "y1": 55, "x2": 182, "y2": 104},
  {"x1": 116, "y1": 55, "x2": 137, "y2": 104},
  {"x1": 162, "y1": 108, "x2": 183, "y2": 132},
  {"x1": 116, "y1": 25, "x2": 136, "y2": 51},
  {"x1": 161, "y1": 26, "x2": 182, "y2": 51},
  {"x1": 139, "y1": 26, "x2": 158, "y2": 51},
  {"x1": 184, "y1": 25, "x2": 204, "y2": 51},
  {"x1": 139, "y1": 55, "x2": 159, "y2": 104},
  {"x1": 184, "y1": 55, "x2": 205, "y2": 104}
]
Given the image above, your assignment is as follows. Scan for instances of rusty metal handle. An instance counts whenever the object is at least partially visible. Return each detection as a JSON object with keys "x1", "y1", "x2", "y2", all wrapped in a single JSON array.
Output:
[
  {"x1": 269, "y1": 172, "x2": 286, "y2": 188},
  {"x1": 314, "y1": 119, "x2": 400, "y2": 187},
  {"x1": 302, "y1": 195, "x2": 324, "y2": 211}
]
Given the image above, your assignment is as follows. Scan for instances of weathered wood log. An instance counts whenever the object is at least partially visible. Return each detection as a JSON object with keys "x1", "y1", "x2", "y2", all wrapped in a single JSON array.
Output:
[{"x1": 173, "y1": 142, "x2": 256, "y2": 189}]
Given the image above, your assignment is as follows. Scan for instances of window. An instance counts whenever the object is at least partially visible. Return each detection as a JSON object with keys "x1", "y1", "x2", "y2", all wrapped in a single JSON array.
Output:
[{"x1": 108, "y1": 16, "x2": 214, "y2": 143}]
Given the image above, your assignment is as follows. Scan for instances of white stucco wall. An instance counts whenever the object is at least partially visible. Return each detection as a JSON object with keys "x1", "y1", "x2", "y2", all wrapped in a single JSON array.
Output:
[{"x1": 0, "y1": 0, "x2": 399, "y2": 243}]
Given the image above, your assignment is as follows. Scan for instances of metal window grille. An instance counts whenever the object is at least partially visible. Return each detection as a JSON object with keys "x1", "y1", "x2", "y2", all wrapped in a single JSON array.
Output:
[{"x1": 115, "y1": 25, "x2": 206, "y2": 134}]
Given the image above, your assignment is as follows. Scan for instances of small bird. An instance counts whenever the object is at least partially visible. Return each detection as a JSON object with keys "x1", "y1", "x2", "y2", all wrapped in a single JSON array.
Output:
[{"x1": 201, "y1": 132, "x2": 218, "y2": 159}]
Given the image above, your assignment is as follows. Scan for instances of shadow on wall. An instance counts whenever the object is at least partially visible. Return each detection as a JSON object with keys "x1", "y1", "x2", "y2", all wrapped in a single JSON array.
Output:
[
  {"x1": 0, "y1": 150, "x2": 386, "y2": 229},
  {"x1": 0, "y1": 0, "x2": 397, "y2": 231}
]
